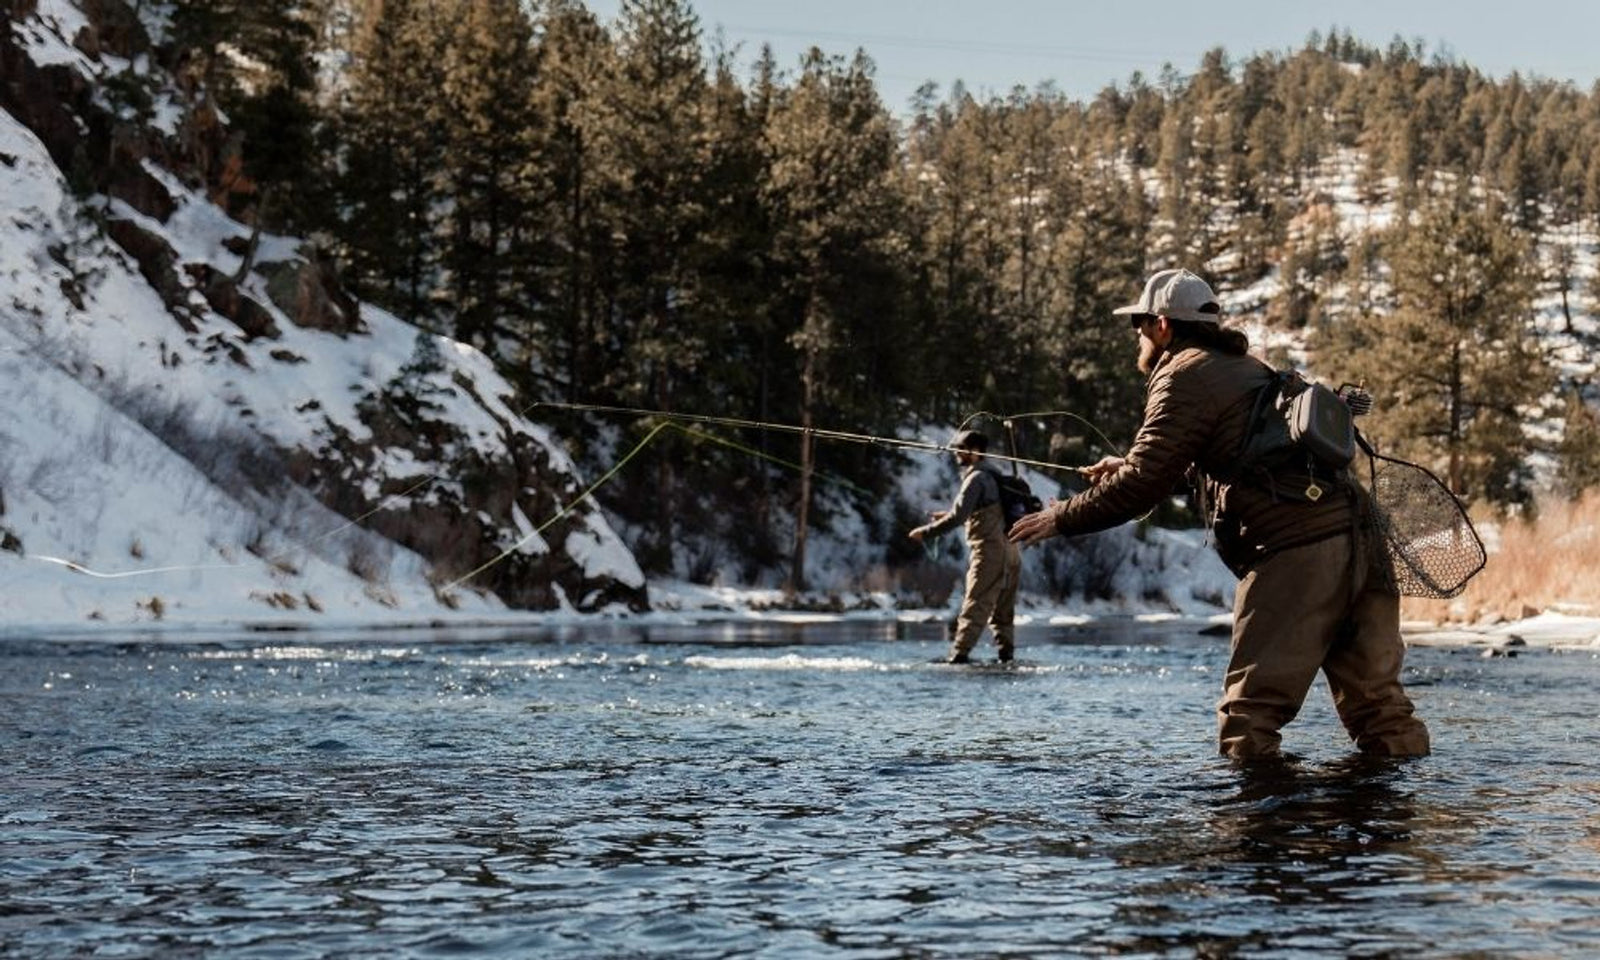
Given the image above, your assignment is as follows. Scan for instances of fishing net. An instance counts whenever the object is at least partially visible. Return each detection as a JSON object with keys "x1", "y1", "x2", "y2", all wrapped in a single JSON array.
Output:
[{"x1": 1361, "y1": 446, "x2": 1486, "y2": 599}]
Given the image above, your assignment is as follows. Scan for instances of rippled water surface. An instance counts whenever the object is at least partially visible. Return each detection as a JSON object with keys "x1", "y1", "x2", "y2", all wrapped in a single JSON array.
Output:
[{"x1": 3, "y1": 620, "x2": 1598, "y2": 958}]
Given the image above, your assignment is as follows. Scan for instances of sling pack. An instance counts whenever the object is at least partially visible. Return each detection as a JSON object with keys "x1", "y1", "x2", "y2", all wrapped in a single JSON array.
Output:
[
  {"x1": 1234, "y1": 369, "x2": 1356, "y2": 502},
  {"x1": 993, "y1": 420, "x2": 1044, "y2": 528},
  {"x1": 995, "y1": 473, "x2": 1043, "y2": 528}
]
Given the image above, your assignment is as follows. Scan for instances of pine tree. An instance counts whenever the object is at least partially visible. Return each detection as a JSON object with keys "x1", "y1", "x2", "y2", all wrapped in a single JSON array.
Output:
[
  {"x1": 1587, "y1": 143, "x2": 1600, "y2": 223},
  {"x1": 1557, "y1": 388, "x2": 1600, "y2": 496},
  {"x1": 1187, "y1": 48, "x2": 1241, "y2": 258},
  {"x1": 692, "y1": 41, "x2": 779, "y2": 419},
  {"x1": 1550, "y1": 234, "x2": 1580, "y2": 334},
  {"x1": 337, "y1": 0, "x2": 450, "y2": 328},
  {"x1": 685, "y1": 41, "x2": 785, "y2": 565},
  {"x1": 1036, "y1": 163, "x2": 1150, "y2": 458},
  {"x1": 583, "y1": 0, "x2": 715, "y2": 571},
  {"x1": 900, "y1": 86, "x2": 998, "y2": 422},
  {"x1": 436, "y1": 0, "x2": 540, "y2": 352},
  {"x1": 167, "y1": 1, "x2": 324, "y2": 271},
  {"x1": 1240, "y1": 87, "x2": 1289, "y2": 276},
  {"x1": 528, "y1": 0, "x2": 615, "y2": 403},
  {"x1": 1318, "y1": 189, "x2": 1553, "y2": 504},
  {"x1": 990, "y1": 88, "x2": 1064, "y2": 412},
  {"x1": 761, "y1": 47, "x2": 901, "y2": 591},
  {"x1": 1271, "y1": 200, "x2": 1345, "y2": 330},
  {"x1": 1153, "y1": 93, "x2": 1201, "y2": 264},
  {"x1": 1279, "y1": 51, "x2": 1335, "y2": 189},
  {"x1": 583, "y1": 0, "x2": 714, "y2": 402},
  {"x1": 1116, "y1": 72, "x2": 1166, "y2": 170}
]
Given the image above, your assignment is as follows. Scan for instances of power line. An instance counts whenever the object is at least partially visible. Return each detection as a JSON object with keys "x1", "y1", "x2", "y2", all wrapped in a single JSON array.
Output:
[{"x1": 706, "y1": 21, "x2": 1194, "y2": 69}]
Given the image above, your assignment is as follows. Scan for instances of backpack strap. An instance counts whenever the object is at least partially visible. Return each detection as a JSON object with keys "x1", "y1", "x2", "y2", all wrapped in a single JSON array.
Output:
[
  {"x1": 1226, "y1": 369, "x2": 1293, "y2": 499},
  {"x1": 1234, "y1": 370, "x2": 1289, "y2": 463}
]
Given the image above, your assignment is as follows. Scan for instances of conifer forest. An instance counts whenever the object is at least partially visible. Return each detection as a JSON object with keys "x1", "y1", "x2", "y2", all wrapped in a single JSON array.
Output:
[{"x1": 85, "y1": 0, "x2": 1600, "y2": 583}]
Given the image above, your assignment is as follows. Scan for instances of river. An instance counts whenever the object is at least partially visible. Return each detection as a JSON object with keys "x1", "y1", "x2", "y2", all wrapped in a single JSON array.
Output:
[{"x1": 2, "y1": 620, "x2": 1596, "y2": 957}]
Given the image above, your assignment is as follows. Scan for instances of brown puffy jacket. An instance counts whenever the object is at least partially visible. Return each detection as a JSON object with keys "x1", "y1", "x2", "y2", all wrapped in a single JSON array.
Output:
[{"x1": 1049, "y1": 338, "x2": 1359, "y2": 575}]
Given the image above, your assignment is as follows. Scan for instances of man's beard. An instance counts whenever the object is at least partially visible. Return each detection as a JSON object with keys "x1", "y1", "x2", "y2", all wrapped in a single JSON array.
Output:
[{"x1": 1136, "y1": 336, "x2": 1164, "y2": 375}]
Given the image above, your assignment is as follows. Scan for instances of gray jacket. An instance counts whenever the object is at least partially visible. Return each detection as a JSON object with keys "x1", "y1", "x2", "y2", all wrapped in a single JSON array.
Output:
[{"x1": 922, "y1": 463, "x2": 1003, "y2": 544}]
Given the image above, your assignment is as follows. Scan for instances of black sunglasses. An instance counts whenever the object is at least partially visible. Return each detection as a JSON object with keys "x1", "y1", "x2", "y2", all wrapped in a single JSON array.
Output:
[{"x1": 1129, "y1": 313, "x2": 1156, "y2": 330}]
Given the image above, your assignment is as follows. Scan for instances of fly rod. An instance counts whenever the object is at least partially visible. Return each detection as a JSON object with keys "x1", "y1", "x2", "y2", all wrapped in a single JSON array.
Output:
[{"x1": 532, "y1": 401, "x2": 1092, "y2": 476}]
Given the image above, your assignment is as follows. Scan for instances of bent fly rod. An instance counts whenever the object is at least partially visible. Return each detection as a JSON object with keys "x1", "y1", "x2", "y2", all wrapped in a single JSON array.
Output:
[{"x1": 532, "y1": 401, "x2": 1092, "y2": 476}]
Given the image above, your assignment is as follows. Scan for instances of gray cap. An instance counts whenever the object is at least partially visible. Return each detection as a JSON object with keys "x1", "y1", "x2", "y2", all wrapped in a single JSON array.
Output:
[
  {"x1": 1112, "y1": 269, "x2": 1221, "y2": 324},
  {"x1": 950, "y1": 429, "x2": 988, "y2": 451}
]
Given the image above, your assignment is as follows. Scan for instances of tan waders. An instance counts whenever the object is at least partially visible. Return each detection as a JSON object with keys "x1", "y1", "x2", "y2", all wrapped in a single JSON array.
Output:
[
  {"x1": 948, "y1": 504, "x2": 1022, "y2": 663},
  {"x1": 1219, "y1": 530, "x2": 1431, "y2": 758}
]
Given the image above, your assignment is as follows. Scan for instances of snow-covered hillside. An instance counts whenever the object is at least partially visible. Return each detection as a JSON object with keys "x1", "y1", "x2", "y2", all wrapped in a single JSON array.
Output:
[{"x1": 1, "y1": 8, "x2": 647, "y2": 628}]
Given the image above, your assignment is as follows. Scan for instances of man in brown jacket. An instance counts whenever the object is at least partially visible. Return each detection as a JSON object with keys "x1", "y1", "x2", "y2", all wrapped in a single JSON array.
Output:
[
  {"x1": 1009, "y1": 268, "x2": 1429, "y2": 759},
  {"x1": 910, "y1": 430, "x2": 1022, "y2": 664}
]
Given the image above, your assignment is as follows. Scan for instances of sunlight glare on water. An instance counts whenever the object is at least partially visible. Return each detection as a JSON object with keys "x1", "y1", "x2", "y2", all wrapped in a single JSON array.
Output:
[{"x1": 2, "y1": 621, "x2": 1598, "y2": 957}]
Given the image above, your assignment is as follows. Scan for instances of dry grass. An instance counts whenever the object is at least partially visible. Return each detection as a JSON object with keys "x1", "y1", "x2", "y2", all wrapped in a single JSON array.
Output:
[{"x1": 1402, "y1": 491, "x2": 1600, "y2": 624}]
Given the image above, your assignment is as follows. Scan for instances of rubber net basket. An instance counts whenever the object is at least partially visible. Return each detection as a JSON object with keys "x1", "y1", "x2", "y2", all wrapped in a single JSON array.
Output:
[{"x1": 1362, "y1": 448, "x2": 1486, "y2": 599}]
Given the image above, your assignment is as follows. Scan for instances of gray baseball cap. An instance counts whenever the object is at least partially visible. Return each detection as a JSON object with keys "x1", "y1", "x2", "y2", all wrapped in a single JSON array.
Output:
[
  {"x1": 1112, "y1": 269, "x2": 1221, "y2": 324},
  {"x1": 950, "y1": 429, "x2": 988, "y2": 451}
]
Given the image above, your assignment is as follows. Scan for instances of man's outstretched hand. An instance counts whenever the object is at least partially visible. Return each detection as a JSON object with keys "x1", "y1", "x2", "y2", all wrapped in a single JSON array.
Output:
[
  {"x1": 1080, "y1": 455, "x2": 1125, "y2": 485},
  {"x1": 1010, "y1": 454, "x2": 1124, "y2": 544},
  {"x1": 1008, "y1": 505, "x2": 1057, "y2": 545}
]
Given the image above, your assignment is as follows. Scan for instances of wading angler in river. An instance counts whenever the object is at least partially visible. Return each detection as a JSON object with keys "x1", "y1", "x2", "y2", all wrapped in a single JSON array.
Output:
[
  {"x1": 908, "y1": 429, "x2": 1023, "y2": 665},
  {"x1": 1009, "y1": 268, "x2": 1433, "y2": 760}
]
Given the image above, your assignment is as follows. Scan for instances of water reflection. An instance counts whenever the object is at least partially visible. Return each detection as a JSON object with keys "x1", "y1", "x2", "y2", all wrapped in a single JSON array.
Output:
[
  {"x1": 1218, "y1": 754, "x2": 1424, "y2": 865},
  {"x1": 1086, "y1": 756, "x2": 1449, "y2": 956}
]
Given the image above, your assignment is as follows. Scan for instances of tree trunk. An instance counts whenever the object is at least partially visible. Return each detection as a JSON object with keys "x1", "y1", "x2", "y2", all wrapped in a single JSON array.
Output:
[
  {"x1": 566, "y1": 149, "x2": 585, "y2": 402},
  {"x1": 406, "y1": 159, "x2": 428, "y2": 328},
  {"x1": 232, "y1": 186, "x2": 270, "y2": 284},
  {"x1": 790, "y1": 344, "x2": 816, "y2": 594},
  {"x1": 654, "y1": 334, "x2": 675, "y2": 566},
  {"x1": 757, "y1": 323, "x2": 772, "y2": 523},
  {"x1": 1448, "y1": 341, "x2": 1464, "y2": 493}
]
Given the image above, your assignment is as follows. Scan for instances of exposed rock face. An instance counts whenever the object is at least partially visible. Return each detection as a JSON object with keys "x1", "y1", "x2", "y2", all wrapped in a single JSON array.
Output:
[
  {"x1": 260, "y1": 253, "x2": 364, "y2": 336},
  {"x1": 105, "y1": 218, "x2": 191, "y2": 320},
  {"x1": 289, "y1": 398, "x2": 647, "y2": 614},
  {"x1": 186, "y1": 263, "x2": 282, "y2": 341},
  {"x1": 2, "y1": 24, "x2": 175, "y2": 222},
  {"x1": 71, "y1": 0, "x2": 146, "y2": 61}
]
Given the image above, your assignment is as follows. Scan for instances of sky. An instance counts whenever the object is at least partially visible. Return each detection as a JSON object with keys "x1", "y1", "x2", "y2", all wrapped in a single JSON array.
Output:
[{"x1": 583, "y1": 0, "x2": 1600, "y2": 113}]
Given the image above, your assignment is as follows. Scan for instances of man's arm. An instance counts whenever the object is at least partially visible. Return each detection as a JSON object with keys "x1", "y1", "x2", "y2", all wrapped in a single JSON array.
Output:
[
  {"x1": 1013, "y1": 370, "x2": 1210, "y2": 544},
  {"x1": 911, "y1": 470, "x2": 990, "y2": 540}
]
